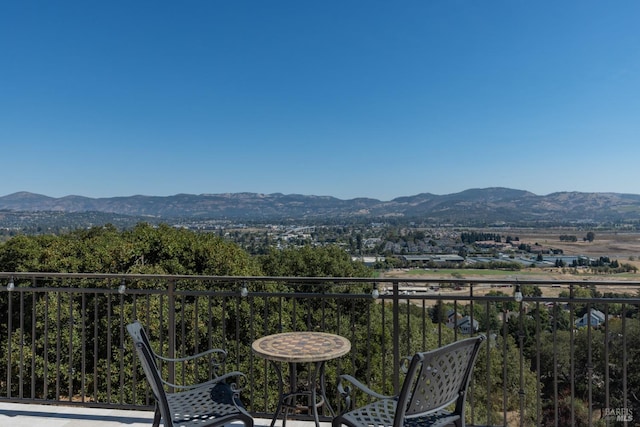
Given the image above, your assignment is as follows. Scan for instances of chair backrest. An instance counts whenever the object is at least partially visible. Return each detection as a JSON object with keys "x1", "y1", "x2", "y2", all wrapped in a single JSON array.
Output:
[
  {"x1": 135, "y1": 321, "x2": 156, "y2": 362},
  {"x1": 127, "y1": 321, "x2": 173, "y2": 427},
  {"x1": 396, "y1": 335, "x2": 485, "y2": 424}
]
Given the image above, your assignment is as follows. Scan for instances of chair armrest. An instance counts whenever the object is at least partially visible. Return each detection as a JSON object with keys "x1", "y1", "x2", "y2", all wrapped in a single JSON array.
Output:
[
  {"x1": 337, "y1": 374, "x2": 394, "y2": 410},
  {"x1": 153, "y1": 348, "x2": 228, "y2": 378},
  {"x1": 337, "y1": 357, "x2": 411, "y2": 398},
  {"x1": 400, "y1": 356, "x2": 412, "y2": 374},
  {"x1": 160, "y1": 370, "x2": 247, "y2": 392},
  {"x1": 160, "y1": 376, "x2": 219, "y2": 390},
  {"x1": 153, "y1": 348, "x2": 227, "y2": 364}
]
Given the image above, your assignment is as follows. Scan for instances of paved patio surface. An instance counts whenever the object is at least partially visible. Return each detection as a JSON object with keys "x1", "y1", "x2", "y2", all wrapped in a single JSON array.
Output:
[{"x1": 0, "y1": 402, "x2": 328, "y2": 427}]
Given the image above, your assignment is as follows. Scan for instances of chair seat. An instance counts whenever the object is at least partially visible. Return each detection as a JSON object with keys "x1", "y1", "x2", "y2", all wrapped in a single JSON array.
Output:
[
  {"x1": 403, "y1": 411, "x2": 460, "y2": 427},
  {"x1": 338, "y1": 398, "x2": 459, "y2": 427},
  {"x1": 168, "y1": 383, "x2": 247, "y2": 427}
]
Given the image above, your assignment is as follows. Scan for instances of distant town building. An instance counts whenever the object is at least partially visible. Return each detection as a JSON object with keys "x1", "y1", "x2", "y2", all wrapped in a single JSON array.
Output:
[{"x1": 351, "y1": 256, "x2": 385, "y2": 266}]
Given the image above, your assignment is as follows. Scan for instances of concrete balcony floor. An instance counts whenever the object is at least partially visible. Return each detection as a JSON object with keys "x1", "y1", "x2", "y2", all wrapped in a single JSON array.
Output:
[{"x1": 0, "y1": 402, "x2": 327, "y2": 427}]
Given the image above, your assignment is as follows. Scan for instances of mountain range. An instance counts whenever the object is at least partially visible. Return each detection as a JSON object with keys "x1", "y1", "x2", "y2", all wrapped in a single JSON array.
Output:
[{"x1": 2, "y1": 188, "x2": 640, "y2": 225}]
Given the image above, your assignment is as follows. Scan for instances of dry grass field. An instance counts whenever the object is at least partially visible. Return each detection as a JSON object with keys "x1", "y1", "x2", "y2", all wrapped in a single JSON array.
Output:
[
  {"x1": 515, "y1": 229, "x2": 640, "y2": 271},
  {"x1": 382, "y1": 229, "x2": 640, "y2": 292},
  {"x1": 515, "y1": 229, "x2": 640, "y2": 258}
]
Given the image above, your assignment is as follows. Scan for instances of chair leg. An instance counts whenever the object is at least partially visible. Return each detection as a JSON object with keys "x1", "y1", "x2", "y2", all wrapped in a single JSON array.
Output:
[{"x1": 152, "y1": 404, "x2": 161, "y2": 427}]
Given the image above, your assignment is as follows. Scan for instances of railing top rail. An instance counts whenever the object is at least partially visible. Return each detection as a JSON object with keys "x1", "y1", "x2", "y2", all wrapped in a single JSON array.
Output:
[{"x1": 1, "y1": 271, "x2": 640, "y2": 288}]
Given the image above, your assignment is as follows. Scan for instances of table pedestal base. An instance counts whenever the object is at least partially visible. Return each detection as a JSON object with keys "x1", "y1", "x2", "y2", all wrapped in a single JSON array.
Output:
[{"x1": 269, "y1": 360, "x2": 334, "y2": 427}]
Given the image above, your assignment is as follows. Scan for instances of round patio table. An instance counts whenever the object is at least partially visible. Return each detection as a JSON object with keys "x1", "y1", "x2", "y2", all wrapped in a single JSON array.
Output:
[{"x1": 252, "y1": 331, "x2": 351, "y2": 427}]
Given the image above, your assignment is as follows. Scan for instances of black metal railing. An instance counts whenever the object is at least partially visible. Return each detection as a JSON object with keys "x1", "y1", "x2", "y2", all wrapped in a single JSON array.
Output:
[{"x1": 1, "y1": 273, "x2": 639, "y2": 426}]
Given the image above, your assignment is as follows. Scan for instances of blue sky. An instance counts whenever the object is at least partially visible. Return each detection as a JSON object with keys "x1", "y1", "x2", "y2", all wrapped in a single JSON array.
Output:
[{"x1": 1, "y1": 1, "x2": 639, "y2": 201}]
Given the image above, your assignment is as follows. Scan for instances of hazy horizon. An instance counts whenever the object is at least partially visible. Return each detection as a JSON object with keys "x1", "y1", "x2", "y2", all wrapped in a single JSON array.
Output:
[{"x1": 3, "y1": 186, "x2": 640, "y2": 203}]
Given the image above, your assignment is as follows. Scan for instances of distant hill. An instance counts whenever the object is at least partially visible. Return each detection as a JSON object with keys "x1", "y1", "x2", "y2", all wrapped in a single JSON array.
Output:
[{"x1": 2, "y1": 188, "x2": 640, "y2": 225}]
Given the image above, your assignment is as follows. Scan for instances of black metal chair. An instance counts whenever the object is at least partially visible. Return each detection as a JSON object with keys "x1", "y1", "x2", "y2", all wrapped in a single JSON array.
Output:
[
  {"x1": 333, "y1": 335, "x2": 485, "y2": 427},
  {"x1": 127, "y1": 321, "x2": 254, "y2": 427}
]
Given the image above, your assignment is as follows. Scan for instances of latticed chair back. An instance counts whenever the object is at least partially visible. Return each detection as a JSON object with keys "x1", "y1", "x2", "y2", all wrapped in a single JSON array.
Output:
[
  {"x1": 396, "y1": 335, "x2": 485, "y2": 426},
  {"x1": 332, "y1": 335, "x2": 485, "y2": 427}
]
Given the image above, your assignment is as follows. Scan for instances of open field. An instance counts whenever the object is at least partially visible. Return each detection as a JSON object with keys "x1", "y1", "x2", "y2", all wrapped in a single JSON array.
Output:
[
  {"x1": 516, "y1": 229, "x2": 640, "y2": 274},
  {"x1": 381, "y1": 230, "x2": 640, "y2": 289},
  {"x1": 383, "y1": 267, "x2": 640, "y2": 284},
  {"x1": 514, "y1": 229, "x2": 640, "y2": 259}
]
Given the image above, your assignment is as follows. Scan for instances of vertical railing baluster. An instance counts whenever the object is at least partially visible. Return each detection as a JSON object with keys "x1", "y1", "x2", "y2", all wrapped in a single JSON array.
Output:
[
  {"x1": 6, "y1": 283, "x2": 13, "y2": 398},
  {"x1": 502, "y1": 303, "x2": 508, "y2": 426},
  {"x1": 144, "y1": 292, "x2": 152, "y2": 405},
  {"x1": 552, "y1": 302, "x2": 559, "y2": 427},
  {"x1": 67, "y1": 290, "x2": 73, "y2": 402},
  {"x1": 93, "y1": 291, "x2": 99, "y2": 402},
  {"x1": 194, "y1": 294, "x2": 200, "y2": 365},
  {"x1": 292, "y1": 292, "x2": 298, "y2": 332},
  {"x1": 603, "y1": 303, "x2": 610, "y2": 427},
  {"x1": 55, "y1": 291, "x2": 62, "y2": 400},
  {"x1": 180, "y1": 292, "x2": 186, "y2": 384},
  {"x1": 518, "y1": 295, "x2": 525, "y2": 427},
  {"x1": 106, "y1": 292, "x2": 112, "y2": 402},
  {"x1": 421, "y1": 296, "x2": 426, "y2": 350},
  {"x1": 437, "y1": 281, "x2": 443, "y2": 347},
  {"x1": 392, "y1": 280, "x2": 400, "y2": 394},
  {"x1": 119, "y1": 287, "x2": 126, "y2": 404},
  {"x1": 380, "y1": 288, "x2": 387, "y2": 395},
  {"x1": 622, "y1": 304, "x2": 628, "y2": 421},
  {"x1": 131, "y1": 293, "x2": 138, "y2": 404},
  {"x1": 80, "y1": 292, "x2": 86, "y2": 403},
  {"x1": 569, "y1": 284, "x2": 576, "y2": 427},
  {"x1": 586, "y1": 303, "x2": 593, "y2": 426},
  {"x1": 535, "y1": 300, "x2": 542, "y2": 427},
  {"x1": 19, "y1": 287, "x2": 25, "y2": 399},
  {"x1": 483, "y1": 300, "x2": 492, "y2": 426},
  {"x1": 30, "y1": 282, "x2": 37, "y2": 399},
  {"x1": 167, "y1": 279, "x2": 176, "y2": 389},
  {"x1": 44, "y1": 291, "x2": 50, "y2": 399},
  {"x1": 248, "y1": 282, "x2": 256, "y2": 409}
]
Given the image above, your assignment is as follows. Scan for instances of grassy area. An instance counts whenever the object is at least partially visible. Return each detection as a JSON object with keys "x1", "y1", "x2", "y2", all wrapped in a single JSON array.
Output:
[
  {"x1": 386, "y1": 267, "x2": 640, "y2": 281},
  {"x1": 402, "y1": 268, "x2": 519, "y2": 277}
]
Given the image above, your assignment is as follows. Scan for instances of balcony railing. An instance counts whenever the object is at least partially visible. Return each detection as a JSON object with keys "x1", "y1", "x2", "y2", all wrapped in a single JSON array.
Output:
[{"x1": 1, "y1": 272, "x2": 639, "y2": 426}]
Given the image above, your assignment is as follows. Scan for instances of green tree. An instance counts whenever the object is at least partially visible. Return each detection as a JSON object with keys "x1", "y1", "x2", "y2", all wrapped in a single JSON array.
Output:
[
  {"x1": 0, "y1": 224, "x2": 264, "y2": 404},
  {"x1": 258, "y1": 245, "x2": 371, "y2": 278}
]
